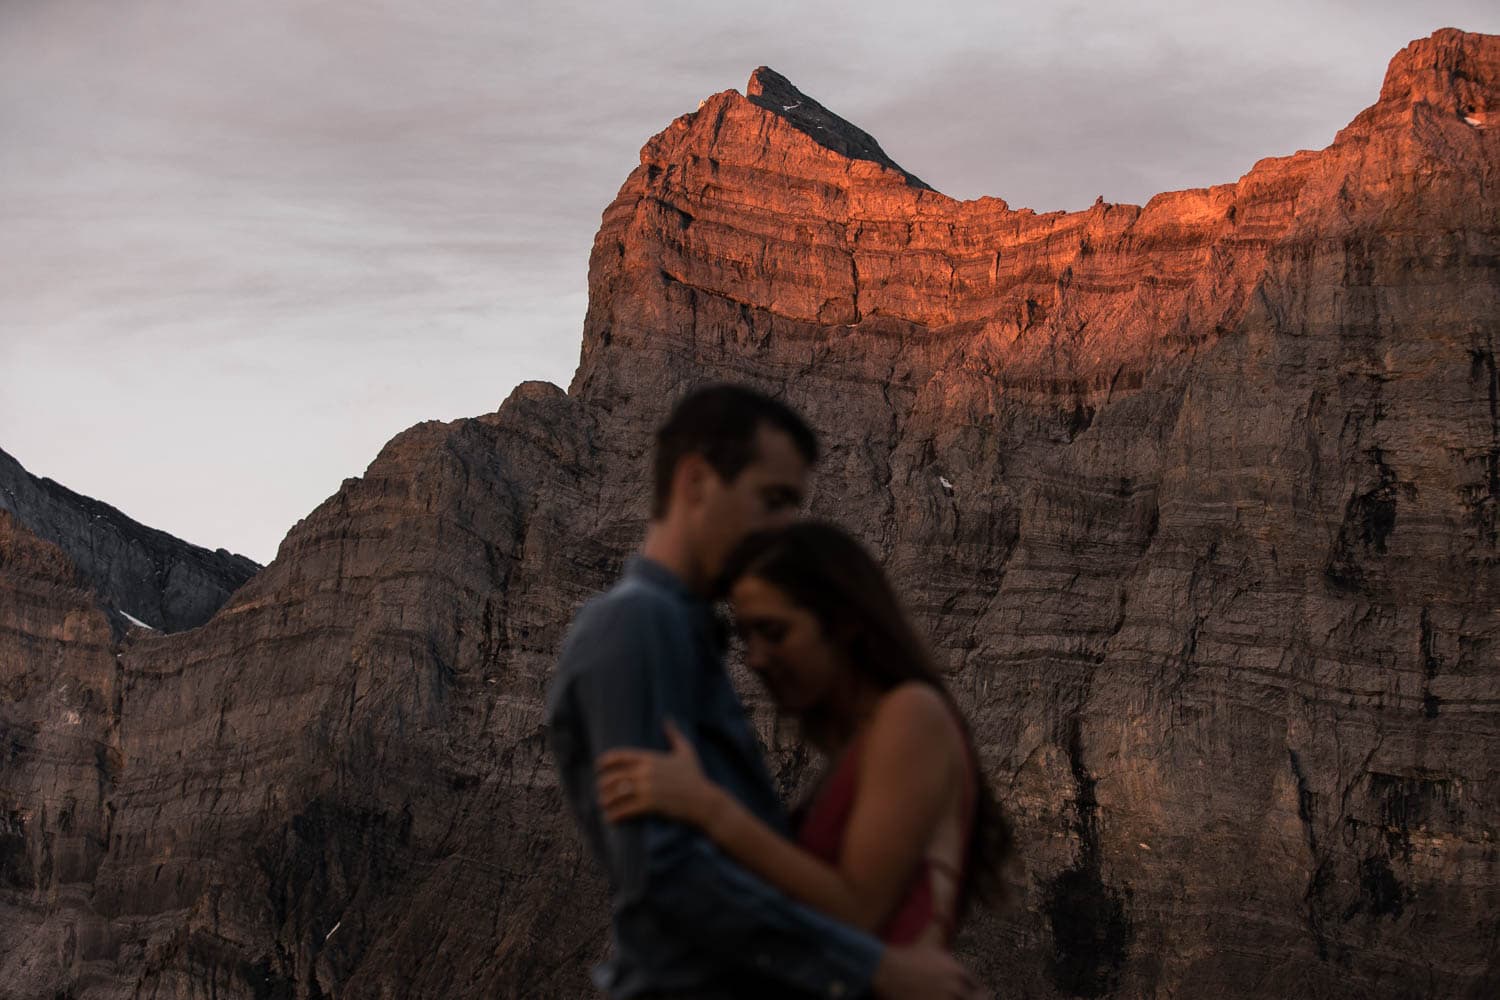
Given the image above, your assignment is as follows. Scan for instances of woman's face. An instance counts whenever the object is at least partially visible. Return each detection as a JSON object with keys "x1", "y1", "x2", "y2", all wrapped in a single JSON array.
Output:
[{"x1": 729, "y1": 574, "x2": 846, "y2": 714}]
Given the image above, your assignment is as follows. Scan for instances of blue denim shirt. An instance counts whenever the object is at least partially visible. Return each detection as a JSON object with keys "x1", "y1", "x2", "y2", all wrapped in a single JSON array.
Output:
[{"x1": 546, "y1": 556, "x2": 883, "y2": 999}]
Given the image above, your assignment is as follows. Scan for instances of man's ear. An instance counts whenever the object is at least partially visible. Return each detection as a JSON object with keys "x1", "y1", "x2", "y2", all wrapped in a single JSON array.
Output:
[{"x1": 673, "y1": 452, "x2": 711, "y2": 510}]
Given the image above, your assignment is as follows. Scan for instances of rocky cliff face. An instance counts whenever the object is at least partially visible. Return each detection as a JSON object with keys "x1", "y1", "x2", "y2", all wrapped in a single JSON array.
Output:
[{"x1": 2, "y1": 27, "x2": 1497, "y2": 1000}]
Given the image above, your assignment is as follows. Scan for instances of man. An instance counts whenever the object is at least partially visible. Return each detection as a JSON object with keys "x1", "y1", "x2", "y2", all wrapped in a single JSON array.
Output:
[{"x1": 546, "y1": 384, "x2": 982, "y2": 999}]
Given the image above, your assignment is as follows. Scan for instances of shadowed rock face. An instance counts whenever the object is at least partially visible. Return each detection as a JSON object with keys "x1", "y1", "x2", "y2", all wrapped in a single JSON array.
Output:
[
  {"x1": 0, "y1": 447, "x2": 260, "y2": 633},
  {"x1": 3, "y1": 27, "x2": 1498, "y2": 1000}
]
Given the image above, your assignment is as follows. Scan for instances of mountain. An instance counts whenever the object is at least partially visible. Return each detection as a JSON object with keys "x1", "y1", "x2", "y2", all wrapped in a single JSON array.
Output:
[
  {"x1": 0, "y1": 446, "x2": 260, "y2": 633},
  {"x1": 2, "y1": 27, "x2": 1497, "y2": 999}
]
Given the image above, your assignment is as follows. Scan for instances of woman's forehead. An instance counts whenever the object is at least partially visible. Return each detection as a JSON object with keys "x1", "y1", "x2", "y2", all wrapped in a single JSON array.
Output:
[
  {"x1": 729, "y1": 575, "x2": 798, "y2": 613},
  {"x1": 730, "y1": 573, "x2": 780, "y2": 600}
]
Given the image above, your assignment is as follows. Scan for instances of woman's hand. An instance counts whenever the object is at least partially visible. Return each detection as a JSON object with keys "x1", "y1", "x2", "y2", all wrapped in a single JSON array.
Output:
[{"x1": 596, "y1": 720, "x2": 724, "y2": 827}]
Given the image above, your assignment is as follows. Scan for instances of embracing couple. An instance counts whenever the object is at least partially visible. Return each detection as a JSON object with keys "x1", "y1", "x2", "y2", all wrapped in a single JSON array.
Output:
[{"x1": 546, "y1": 385, "x2": 1008, "y2": 1000}]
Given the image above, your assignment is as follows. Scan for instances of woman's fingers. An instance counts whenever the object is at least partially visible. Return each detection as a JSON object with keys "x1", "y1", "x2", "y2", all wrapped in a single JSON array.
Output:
[
  {"x1": 596, "y1": 748, "x2": 650, "y2": 771},
  {"x1": 600, "y1": 791, "x2": 648, "y2": 822},
  {"x1": 596, "y1": 748, "x2": 672, "y2": 782},
  {"x1": 600, "y1": 783, "x2": 651, "y2": 822},
  {"x1": 596, "y1": 763, "x2": 649, "y2": 821},
  {"x1": 597, "y1": 768, "x2": 639, "y2": 799}
]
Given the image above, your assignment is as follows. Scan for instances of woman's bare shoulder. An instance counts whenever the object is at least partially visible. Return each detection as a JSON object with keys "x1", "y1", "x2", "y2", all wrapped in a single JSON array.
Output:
[{"x1": 865, "y1": 682, "x2": 964, "y2": 760}]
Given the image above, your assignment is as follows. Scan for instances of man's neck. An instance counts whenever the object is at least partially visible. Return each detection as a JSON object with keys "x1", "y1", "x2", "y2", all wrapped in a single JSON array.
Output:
[{"x1": 640, "y1": 522, "x2": 707, "y2": 597}]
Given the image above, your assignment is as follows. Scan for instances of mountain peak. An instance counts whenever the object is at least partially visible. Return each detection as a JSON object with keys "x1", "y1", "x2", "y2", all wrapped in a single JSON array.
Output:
[
  {"x1": 1377, "y1": 27, "x2": 1498, "y2": 124},
  {"x1": 744, "y1": 66, "x2": 932, "y2": 190}
]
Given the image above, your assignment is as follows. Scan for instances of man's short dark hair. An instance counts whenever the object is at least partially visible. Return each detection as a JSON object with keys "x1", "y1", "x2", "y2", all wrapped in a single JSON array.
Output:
[{"x1": 652, "y1": 384, "x2": 818, "y2": 519}]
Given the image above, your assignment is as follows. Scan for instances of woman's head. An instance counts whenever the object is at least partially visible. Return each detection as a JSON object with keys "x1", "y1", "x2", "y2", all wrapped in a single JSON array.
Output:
[
  {"x1": 721, "y1": 522, "x2": 936, "y2": 714},
  {"x1": 728, "y1": 572, "x2": 851, "y2": 715},
  {"x1": 720, "y1": 521, "x2": 1012, "y2": 916}
]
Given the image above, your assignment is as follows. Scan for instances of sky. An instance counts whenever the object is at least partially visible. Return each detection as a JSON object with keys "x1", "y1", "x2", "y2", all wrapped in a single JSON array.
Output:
[{"x1": 2, "y1": 1, "x2": 1497, "y2": 564}]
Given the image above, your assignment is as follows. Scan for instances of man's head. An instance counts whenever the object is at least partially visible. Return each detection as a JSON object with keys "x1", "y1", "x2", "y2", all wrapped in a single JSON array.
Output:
[{"x1": 651, "y1": 384, "x2": 818, "y2": 590}]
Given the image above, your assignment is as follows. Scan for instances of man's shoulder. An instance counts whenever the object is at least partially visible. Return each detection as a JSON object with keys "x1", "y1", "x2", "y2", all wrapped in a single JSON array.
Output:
[
  {"x1": 556, "y1": 573, "x2": 690, "y2": 678},
  {"x1": 572, "y1": 573, "x2": 684, "y2": 635}
]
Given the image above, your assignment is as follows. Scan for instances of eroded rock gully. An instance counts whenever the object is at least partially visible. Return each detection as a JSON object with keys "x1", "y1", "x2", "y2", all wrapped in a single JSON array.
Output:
[{"x1": 2, "y1": 28, "x2": 1497, "y2": 1000}]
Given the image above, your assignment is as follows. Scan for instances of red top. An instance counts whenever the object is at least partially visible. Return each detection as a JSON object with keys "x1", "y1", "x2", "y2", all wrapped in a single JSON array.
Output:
[{"x1": 794, "y1": 715, "x2": 976, "y2": 945}]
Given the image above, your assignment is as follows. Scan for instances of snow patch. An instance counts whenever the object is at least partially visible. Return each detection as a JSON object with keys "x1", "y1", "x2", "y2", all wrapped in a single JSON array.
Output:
[{"x1": 120, "y1": 610, "x2": 156, "y2": 631}]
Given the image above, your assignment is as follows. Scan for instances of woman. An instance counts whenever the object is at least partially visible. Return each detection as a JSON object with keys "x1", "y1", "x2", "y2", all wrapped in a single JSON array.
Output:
[{"x1": 596, "y1": 522, "x2": 1009, "y2": 946}]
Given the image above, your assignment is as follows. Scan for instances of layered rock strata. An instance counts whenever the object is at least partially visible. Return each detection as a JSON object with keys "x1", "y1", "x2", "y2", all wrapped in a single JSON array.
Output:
[{"x1": 3, "y1": 27, "x2": 1498, "y2": 1000}]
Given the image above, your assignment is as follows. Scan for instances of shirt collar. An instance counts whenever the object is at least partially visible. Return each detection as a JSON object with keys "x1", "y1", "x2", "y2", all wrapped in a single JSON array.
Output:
[
  {"x1": 625, "y1": 555, "x2": 729, "y2": 653},
  {"x1": 625, "y1": 554, "x2": 701, "y2": 604}
]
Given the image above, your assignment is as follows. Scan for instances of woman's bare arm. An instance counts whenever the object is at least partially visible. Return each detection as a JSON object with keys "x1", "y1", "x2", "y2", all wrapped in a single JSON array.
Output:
[{"x1": 597, "y1": 682, "x2": 961, "y2": 931}]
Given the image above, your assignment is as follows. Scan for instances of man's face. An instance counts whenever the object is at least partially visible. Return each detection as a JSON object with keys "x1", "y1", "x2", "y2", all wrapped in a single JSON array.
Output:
[{"x1": 693, "y1": 425, "x2": 810, "y2": 586}]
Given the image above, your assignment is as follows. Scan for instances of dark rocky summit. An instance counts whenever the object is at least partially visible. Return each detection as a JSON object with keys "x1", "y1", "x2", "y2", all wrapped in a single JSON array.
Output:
[
  {"x1": 744, "y1": 65, "x2": 934, "y2": 190},
  {"x1": 2, "y1": 28, "x2": 1498, "y2": 999},
  {"x1": 0, "y1": 447, "x2": 260, "y2": 633}
]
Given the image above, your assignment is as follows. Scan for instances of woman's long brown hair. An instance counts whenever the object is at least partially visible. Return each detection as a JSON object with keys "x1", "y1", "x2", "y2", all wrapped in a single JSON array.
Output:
[{"x1": 720, "y1": 521, "x2": 1012, "y2": 922}]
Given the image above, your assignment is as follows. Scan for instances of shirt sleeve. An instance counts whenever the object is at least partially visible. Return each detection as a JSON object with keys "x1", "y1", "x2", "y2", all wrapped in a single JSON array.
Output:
[{"x1": 559, "y1": 591, "x2": 884, "y2": 999}]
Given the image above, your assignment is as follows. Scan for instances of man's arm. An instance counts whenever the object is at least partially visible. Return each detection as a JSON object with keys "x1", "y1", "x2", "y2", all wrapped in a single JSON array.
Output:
[{"x1": 560, "y1": 591, "x2": 883, "y2": 998}]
